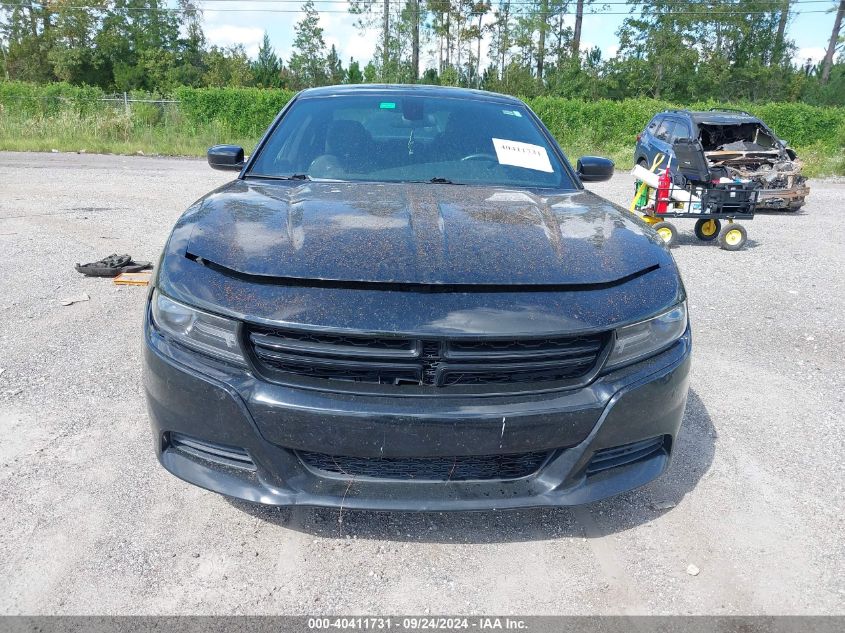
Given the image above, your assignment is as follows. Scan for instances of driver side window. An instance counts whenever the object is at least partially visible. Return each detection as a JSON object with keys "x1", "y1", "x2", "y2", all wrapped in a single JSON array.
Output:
[{"x1": 655, "y1": 119, "x2": 677, "y2": 142}]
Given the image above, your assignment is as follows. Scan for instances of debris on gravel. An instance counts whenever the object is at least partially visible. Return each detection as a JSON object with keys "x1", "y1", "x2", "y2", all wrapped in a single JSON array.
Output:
[{"x1": 60, "y1": 293, "x2": 90, "y2": 306}]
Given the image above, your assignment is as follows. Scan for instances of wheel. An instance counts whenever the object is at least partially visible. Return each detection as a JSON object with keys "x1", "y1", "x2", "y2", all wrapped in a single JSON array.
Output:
[
  {"x1": 718, "y1": 223, "x2": 747, "y2": 251},
  {"x1": 694, "y1": 218, "x2": 721, "y2": 241},
  {"x1": 652, "y1": 221, "x2": 679, "y2": 247}
]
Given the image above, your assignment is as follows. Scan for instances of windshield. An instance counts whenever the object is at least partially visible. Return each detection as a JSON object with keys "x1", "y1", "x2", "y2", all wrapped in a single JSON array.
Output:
[{"x1": 248, "y1": 94, "x2": 574, "y2": 189}]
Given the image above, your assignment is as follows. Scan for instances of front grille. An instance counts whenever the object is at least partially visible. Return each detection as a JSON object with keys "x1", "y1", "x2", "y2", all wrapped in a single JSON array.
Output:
[
  {"x1": 586, "y1": 436, "x2": 667, "y2": 475},
  {"x1": 248, "y1": 326, "x2": 607, "y2": 389},
  {"x1": 297, "y1": 450, "x2": 550, "y2": 481}
]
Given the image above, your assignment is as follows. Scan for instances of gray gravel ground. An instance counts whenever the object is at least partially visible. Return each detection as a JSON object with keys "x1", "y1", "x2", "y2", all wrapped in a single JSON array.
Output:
[{"x1": 0, "y1": 152, "x2": 843, "y2": 615}]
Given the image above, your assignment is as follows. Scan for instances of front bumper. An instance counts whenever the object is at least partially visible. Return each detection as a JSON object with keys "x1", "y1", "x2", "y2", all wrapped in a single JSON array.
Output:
[
  {"x1": 757, "y1": 183, "x2": 810, "y2": 210},
  {"x1": 143, "y1": 317, "x2": 692, "y2": 511}
]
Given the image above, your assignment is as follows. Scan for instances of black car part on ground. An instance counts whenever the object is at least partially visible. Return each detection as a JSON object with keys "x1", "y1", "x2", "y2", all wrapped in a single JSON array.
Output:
[{"x1": 75, "y1": 253, "x2": 152, "y2": 277}]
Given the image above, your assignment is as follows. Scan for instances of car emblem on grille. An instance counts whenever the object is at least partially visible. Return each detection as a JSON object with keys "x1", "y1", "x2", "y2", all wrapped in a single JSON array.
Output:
[{"x1": 420, "y1": 341, "x2": 442, "y2": 385}]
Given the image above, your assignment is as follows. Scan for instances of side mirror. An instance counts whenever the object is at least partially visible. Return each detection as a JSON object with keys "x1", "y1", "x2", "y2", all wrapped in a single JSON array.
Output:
[
  {"x1": 208, "y1": 145, "x2": 245, "y2": 171},
  {"x1": 576, "y1": 156, "x2": 614, "y2": 183}
]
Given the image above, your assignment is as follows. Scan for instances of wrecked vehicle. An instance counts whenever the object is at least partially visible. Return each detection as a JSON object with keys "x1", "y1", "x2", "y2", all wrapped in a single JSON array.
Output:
[
  {"x1": 635, "y1": 109, "x2": 809, "y2": 211},
  {"x1": 144, "y1": 85, "x2": 691, "y2": 510}
]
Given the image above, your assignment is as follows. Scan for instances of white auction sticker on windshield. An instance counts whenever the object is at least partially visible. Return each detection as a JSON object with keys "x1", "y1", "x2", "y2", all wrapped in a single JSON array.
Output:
[{"x1": 492, "y1": 138, "x2": 553, "y2": 172}]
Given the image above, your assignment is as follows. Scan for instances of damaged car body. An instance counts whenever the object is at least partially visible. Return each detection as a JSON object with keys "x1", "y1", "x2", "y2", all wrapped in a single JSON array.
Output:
[
  {"x1": 144, "y1": 85, "x2": 692, "y2": 510},
  {"x1": 636, "y1": 109, "x2": 809, "y2": 211}
]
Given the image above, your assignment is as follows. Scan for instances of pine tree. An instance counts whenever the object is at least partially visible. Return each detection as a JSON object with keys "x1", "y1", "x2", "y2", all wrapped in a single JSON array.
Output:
[
  {"x1": 346, "y1": 58, "x2": 364, "y2": 83},
  {"x1": 288, "y1": 1, "x2": 328, "y2": 89},
  {"x1": 363, "y1": 60, "x2": 378, "y2": 82},
  {"x1": 253, "y1": 32, "x2": 281, "y2": 88},
  {"x1": 326, "y1": 44, "x2": 345, "y2": 85}
]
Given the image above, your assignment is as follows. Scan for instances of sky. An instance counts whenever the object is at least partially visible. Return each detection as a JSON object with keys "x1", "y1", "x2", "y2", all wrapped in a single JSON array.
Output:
[{"x1": 196, "y1": 1, "x2": 841, "y2": 70}]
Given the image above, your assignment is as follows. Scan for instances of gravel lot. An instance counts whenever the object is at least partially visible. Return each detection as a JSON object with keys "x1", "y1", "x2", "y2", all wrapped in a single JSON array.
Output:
[{"x1": 0, "y1": 152, "x2": 843, "y2": 616}]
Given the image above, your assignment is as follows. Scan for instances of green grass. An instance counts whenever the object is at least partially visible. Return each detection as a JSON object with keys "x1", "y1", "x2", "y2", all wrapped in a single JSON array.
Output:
[
  {"x1": 783, "y1": 143, "x2": 845, "y2": 178},
  {"x1": 0, "y1": 108, "x2": 257, "y2": 157}
]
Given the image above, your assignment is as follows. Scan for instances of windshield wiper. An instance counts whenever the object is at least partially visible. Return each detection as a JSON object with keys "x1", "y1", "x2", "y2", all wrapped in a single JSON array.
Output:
[{"x1": 248, "y1": 173, "x2": 312, "y2": 181}]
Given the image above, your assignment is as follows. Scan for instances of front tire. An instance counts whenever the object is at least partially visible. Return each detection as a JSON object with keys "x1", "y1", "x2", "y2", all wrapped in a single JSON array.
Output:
[{"x1": 652, "y1": 221, "x2": 679, "y2": 247}]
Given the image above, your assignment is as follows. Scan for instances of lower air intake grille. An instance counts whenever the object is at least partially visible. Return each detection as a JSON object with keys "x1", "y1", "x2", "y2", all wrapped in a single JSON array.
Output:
[
  {"x1": 297, "y1": 450, "x2": 550, "y2": 481},
  {"x1": 586, "y1": 436, "x2": 667, "y2": 475},
  {"x1": 169, "y1": 433, "x2": 256, "y2": 471}
]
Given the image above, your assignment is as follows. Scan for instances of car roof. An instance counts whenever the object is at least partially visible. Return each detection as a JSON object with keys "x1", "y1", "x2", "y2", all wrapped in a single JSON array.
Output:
[
  {"x1": 658, "y1": 109, "x2": 762, "y2": 125},
  {"x1": 297, "y1": 84, "x2": 525, "y2": 106}
]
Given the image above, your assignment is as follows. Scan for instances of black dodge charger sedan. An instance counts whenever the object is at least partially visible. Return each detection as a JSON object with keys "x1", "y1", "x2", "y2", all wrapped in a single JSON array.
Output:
[{"x1": 144, "y1": 85, "x2": 691, "y2": 510}]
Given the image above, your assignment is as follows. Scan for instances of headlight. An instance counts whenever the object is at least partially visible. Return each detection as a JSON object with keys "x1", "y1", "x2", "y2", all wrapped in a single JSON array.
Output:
[
  {"x1": 605, "y1": 302, "x2": 687, "y2": 370},
  {"x1": 150, "y1": 289, "x2": 247, "y2": 366}
]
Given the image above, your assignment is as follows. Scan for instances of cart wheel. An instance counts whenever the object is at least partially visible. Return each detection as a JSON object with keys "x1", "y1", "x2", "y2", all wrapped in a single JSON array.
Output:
[
  {"x1": 694, "y1": 218, "x2": 721, "y2": 241},
  {"x1": 652, "y1": 221, "x2": 679, "y2": 247},
  {"x1": 718, "y1": 223, "x2": 747, "y2": 251}
]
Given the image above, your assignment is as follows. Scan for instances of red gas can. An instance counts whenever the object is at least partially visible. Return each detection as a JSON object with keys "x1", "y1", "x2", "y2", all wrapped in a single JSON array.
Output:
[{"x1": 655, "y1": 169, "x2": 671, "y2": 214}]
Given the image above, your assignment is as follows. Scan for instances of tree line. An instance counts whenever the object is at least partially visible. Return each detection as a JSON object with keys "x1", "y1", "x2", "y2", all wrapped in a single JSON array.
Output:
[{"x1": 1, "y1": 0, "x2": 843, "y2": 105}]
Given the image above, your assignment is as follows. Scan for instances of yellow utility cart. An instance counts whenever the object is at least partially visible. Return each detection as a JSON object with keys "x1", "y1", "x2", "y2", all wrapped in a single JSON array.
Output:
[{"x1": 630, "y1": 154, "x2": 759, "y2": 251}]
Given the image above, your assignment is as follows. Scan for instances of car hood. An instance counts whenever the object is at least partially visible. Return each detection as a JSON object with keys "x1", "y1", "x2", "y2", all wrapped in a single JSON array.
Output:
[{"x1": 183, "y1": 180, "x2": 664, "y2": 287}]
